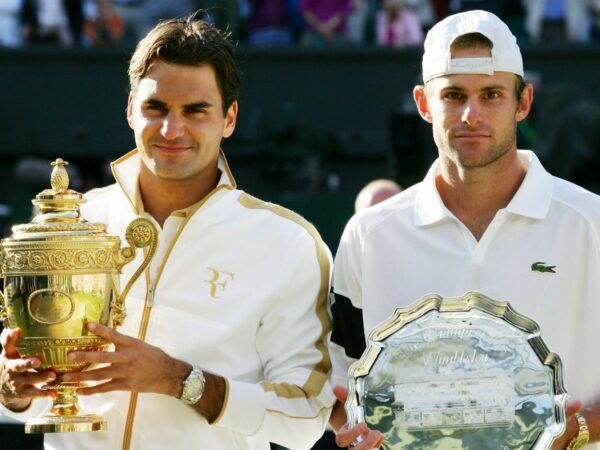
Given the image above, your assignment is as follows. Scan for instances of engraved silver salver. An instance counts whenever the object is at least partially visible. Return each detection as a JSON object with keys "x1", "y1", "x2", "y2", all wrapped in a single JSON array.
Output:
[{"x1": 346, "y1": 292, "x2": 567, "y2": 449}]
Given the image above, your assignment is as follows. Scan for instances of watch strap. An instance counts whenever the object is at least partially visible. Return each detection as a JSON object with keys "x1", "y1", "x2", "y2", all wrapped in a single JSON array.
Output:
[{"x1": 567, "y1": 412, "x2": 590, "y2": 450}]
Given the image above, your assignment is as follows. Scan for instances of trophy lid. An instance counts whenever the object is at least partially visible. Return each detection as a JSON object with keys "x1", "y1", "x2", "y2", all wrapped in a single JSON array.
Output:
[{"x1": 9, "y1": 158, "x2": 107, "y2": 239}]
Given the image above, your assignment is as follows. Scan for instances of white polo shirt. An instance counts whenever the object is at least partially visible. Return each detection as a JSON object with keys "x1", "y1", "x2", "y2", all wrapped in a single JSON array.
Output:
[{"x1": 331, "y1": 150, "x2": 600, "y2": 421}]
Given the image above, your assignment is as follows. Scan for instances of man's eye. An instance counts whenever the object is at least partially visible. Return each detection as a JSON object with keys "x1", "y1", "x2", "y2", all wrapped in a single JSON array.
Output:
[
  {"x1": 444, "y1": 92, "x2": 463, "y2": 100},
  {"x1": 146, "y1": 104, "x2": 166, "y2": 112},
  {"x1": 485, "y1": 91, "x2": 501, "y2": 99},
  {"x1": 186, "y1": 107, "x2": 206, "y2": 115}
]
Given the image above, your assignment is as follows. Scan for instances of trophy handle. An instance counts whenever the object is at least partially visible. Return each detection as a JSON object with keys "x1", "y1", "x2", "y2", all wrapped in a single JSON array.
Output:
[{"x1": 112, "y1": 217, "x2": 158, "y2": 327}]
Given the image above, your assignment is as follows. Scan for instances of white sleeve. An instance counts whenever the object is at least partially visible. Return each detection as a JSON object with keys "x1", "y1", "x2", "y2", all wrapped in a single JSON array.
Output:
[
  {"x1": 213, "y1": 229, "x2": 335, "y2": 449},
  {"x1": 0, "y1": 396, "x2": 52, "y2": 421}
]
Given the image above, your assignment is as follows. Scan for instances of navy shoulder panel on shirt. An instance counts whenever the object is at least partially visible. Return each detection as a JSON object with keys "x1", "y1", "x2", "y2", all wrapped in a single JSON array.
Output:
[{"x1": 330, "y1": 293, "x2": 366, "y2": 360}]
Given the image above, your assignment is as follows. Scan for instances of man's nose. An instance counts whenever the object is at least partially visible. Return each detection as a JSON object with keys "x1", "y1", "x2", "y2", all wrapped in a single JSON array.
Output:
[
  {"x1": 461, "y1": 99, "x2": 482, "y2": 125},
  {"x1": 161, "y1": 113, "x2": 185, "y2": 139}
]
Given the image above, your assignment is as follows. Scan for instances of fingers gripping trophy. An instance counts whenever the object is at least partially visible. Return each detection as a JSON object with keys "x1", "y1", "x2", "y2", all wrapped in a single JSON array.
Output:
[{"x1": 0, "y1": 158, "x2": 158, "y2": 433}]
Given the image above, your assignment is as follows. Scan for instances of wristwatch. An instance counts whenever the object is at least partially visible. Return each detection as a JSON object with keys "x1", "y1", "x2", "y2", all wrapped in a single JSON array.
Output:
[
  {"x1": 567, "y1": 412, "x2": 590, "y2": 450},
  {"x1": 179, "y1": 366, "x2": 205, "y2": 405}
]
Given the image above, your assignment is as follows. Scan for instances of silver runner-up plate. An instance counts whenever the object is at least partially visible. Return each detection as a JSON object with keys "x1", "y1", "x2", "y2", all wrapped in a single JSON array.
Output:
[{"x1": 346, "y1": 292, "x2": 567, "y2": 450}]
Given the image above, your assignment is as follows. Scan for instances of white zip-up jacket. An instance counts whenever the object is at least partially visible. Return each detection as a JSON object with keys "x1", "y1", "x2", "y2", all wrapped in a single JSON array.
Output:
[{"x1": 4, "y1": 150, "x2": 334, "y2": 450}]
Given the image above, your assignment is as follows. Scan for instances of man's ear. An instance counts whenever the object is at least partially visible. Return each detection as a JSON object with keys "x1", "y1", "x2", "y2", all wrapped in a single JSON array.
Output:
[
  {"x1": 126, "y1": 94, "x2": 134, "y2": 129},
  {"x1": 516, "y1": 83, "x2": 534, "y2": 122},
  {"x1": 222, "y1": 101, "x2": 238, "y2": 139},
  {"x1": 413, "y1": 85, "x2": 433, "y2": 123}
]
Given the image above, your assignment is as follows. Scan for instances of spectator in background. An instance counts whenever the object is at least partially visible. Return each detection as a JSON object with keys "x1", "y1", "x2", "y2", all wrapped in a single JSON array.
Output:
[
  {"x1": 244, "y1": 0, "x2": 294, "y2": 47},
  {"x1": 354, "y1": 179, "x2": 402, "y2": 212},
  {"x1": 346, "y1": 0, "x2": 371, "y2": 44},
  {"x1": 111, "y1": 0, "x2": 147, "y2": 48},
  {"x1": 139, "y1": 0, "x2": 197, "y2": 37},
  {"x1": 83, "y1": 0, "x2": 125, "y2": 48},
  {"x1": 406, "y1": 0, "x2": 436, "y2": 33},
  {"x1": 375, "y1": 0, "x2": 423, "y2": 48},
  {"x1": 430, "y1": 0, "x2": 448, "y2": 22},
  {"x1": 447, "y1": 0, "x2": 528, "y2": 39},
  {"x1": 448, "y1": 0, "x2": 503, "y2": 15},
  {"x1": 521, "y1": 0, "x2": 590, "y2": 43},
  {"x1": 286, "y1": 0, "x2": 307, "y2": 41},
  {"x1": 590, "y1": 0, "x2": 600, "y2": 40},
  {"x1": 20, "y1": 0, "x2": 84, "y2": 46},
  {"x1": 0, "y1": 0, "x2": 24, "y2": 47},
  {"x1": 299, "y1": 0, "x2": 352, "y2": 46},
  {"x1": 63, "y1": 0, "x2": 84, "y2": 43}
]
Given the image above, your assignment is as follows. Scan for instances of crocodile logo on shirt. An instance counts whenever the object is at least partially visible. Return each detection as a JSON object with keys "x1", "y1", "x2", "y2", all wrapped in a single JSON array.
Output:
[{"x1": 531, "y1": 262, "x2": 556, "y2": 273}]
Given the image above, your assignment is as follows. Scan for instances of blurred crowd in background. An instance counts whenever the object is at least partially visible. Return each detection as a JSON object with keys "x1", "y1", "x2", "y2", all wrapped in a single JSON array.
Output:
[
  {"x1": 1, "y1": 0, "x2": 600, "y2": 50},
  {"x1": 2, "y1": 0, "x2": 600, "y2": 240}
]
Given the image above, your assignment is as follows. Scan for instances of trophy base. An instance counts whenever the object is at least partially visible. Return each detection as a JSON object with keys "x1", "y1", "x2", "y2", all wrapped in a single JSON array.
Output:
[{"x1": 25, "y1": 413, "x2": 107, "y2": 434}]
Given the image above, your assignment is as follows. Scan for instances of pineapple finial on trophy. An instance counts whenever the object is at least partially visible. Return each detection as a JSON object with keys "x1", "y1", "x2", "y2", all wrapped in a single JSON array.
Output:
[
  {"x1": 27, "y1": 158, "x2": 85, "y2": 225},
  {"x1": 50, "y1": 158, "x2": 70, "y2": 193}
]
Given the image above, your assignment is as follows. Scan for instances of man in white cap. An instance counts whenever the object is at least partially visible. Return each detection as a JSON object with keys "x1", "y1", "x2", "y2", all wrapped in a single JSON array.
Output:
[{"x1": 328, "y1": 9, "x2": 600, "y2": 450}]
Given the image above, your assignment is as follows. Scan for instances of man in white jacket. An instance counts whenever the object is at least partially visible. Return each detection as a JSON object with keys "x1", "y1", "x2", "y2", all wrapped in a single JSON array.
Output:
[{"x1": 0, "y1": 12, "x2": 334, "y2": 450}]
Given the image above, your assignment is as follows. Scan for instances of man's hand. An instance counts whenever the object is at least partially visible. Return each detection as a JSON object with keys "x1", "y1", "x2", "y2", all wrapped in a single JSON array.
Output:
[
  {"x1": 550, "y1": 400, "x2": 583, "y2": 449},
  {"x1": 62, "y1": 322, "x2": 190, "y2": 397},
  {"x1": 0, "y1": 327, "x2": 55, "y2": 411},
  {"x1": 62, "y1": 322, "x2": 226, "y2": 422},
  {"x1": 330, "y1": 384, "x2": 384, "y2": 449}
]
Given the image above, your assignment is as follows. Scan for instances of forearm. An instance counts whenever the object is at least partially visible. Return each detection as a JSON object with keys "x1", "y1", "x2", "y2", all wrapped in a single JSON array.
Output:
[
  {"x1": 560, "y1": 402, "x2": 600, "y2": 446},
  {"x1": 580, "y1": 403, "x2": 600, "y2": 443},
  {"x1": 169, "y1": 359, "x2": 226, "y2": 423},
  {"x1": 0, "y1": 395, "x2": 31, "y2": 412},
  {"x1": 192, "y1": 371, "x2": 226, "y2": 423},
  {"x1": 549, "y1": 401, "x2": 600, "y2": 449}
]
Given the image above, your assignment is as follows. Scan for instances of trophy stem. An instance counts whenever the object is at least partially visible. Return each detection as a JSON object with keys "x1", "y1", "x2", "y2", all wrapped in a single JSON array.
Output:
[
  {"x1": 24, "y1": 382, "x2": 107, "y2": 434},
  {"x1": 49, "y1": 382, "x2": 82, "y2": 417}
]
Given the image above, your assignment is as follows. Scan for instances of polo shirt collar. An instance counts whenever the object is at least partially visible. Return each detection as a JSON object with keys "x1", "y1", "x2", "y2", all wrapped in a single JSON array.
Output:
[
  {"x1": 505, "y1": 150, "x2": 553, "y2": 219},
  {"x1": 415, "y1": 150, "x2": 553, "y2": 226}
]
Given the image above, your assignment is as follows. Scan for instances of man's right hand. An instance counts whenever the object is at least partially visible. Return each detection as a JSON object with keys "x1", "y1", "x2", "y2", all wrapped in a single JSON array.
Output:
[{"x1": 0, "y1": 327, "x2": 55, "y2": 411}]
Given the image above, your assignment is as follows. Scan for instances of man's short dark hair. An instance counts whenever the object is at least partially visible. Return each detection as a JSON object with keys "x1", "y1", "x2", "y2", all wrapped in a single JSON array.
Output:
[{"x1": 128, "y1": 11, "x2": 240, "y2": 115}]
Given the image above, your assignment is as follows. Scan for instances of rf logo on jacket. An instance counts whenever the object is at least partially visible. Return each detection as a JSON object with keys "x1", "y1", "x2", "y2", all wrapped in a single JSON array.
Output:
[{"x1": 205, "y1": 268, "x2": 235, "y2": 298}]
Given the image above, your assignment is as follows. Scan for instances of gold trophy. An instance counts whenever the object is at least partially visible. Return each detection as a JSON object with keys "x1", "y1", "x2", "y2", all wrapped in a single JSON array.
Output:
[{"x1": 0, "y1": 158, "x2": 157, "y2": 433}]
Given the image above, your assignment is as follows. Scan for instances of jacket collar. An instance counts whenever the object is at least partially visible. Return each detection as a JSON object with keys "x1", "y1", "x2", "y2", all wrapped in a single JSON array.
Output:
[{"x1": 110, "y1": 149, "x2": 237, "y2": 213}]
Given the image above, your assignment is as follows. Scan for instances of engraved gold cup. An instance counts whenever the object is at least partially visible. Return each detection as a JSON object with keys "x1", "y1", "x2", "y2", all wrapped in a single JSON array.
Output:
[{"x1": 0, "y1": 159, "x2": 158, "y2": 433}]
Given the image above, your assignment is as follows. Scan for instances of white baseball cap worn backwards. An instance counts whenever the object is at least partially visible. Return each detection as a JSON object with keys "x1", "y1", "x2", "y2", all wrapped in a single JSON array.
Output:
[{"x1": 422, "y1": 9, "x2": 524, "y2": 83}]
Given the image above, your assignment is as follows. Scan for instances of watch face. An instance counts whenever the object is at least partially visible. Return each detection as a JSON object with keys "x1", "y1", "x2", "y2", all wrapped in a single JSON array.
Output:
[
  {"x1": 181, "y1": 369, "x2": 205, "y2": 404},
  {"x1": 575, "y1": 435, "x2": 589, "y2": 449},
  {"x1": 187, "y1": 377, "x2": 203, "y2": 395}
]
